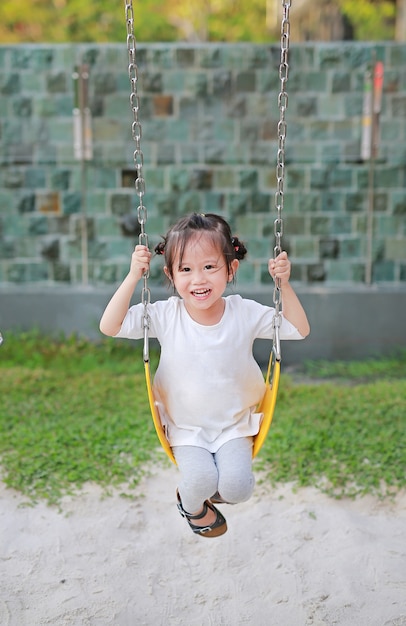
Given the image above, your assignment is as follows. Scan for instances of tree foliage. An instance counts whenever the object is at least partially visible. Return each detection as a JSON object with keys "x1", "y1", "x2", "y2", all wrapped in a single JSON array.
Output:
[
  {"x1": 0, "y1": 0, "x2": 398, "y2": 43},
  {"x1": 341, "y1": 0, "x2": 396, "y2": 40}
]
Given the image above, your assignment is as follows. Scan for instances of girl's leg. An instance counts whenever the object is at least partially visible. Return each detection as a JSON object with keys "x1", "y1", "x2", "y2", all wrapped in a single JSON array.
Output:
[
  {"x1": 172, "y1": 445, "x2": 218, "y2": 514},
  {"x1": 214, "y1": 437, "x2": 255, "y2": 504}
]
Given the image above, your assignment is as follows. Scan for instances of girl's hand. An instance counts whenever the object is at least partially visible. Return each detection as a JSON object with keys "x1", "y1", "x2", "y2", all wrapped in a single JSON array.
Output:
[
  {"x1": 268, "y1": 251, "x2": 291, "y2": 285},
  {"x1": 130, "y1": 244, "x2": 151, "y2": 280}
]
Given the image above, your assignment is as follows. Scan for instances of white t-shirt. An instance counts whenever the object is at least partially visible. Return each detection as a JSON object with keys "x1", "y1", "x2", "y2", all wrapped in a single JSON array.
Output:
[{"x1": 116, "y1": 294, "x2": 303, "y2": 452}]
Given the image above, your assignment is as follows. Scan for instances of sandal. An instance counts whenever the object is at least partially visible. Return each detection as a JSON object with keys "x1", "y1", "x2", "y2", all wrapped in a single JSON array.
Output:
[{"x1": 176, "y1": 490, "x2": 227, "y2": 538}]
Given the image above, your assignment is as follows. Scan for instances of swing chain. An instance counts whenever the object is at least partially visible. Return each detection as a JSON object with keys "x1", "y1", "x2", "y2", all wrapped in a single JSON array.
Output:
[
  {"x1": 272, "y1": 0, "x2": 291, "y2": 361},
  {"x1": 125, "y1": 0, "x2": 151, "y2": 361}
]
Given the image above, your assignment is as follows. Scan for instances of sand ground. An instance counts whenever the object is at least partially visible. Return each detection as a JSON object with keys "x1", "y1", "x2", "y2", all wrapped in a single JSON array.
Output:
[{"x1": 1, "y1": 464, "x2": 405, "y2": 626}]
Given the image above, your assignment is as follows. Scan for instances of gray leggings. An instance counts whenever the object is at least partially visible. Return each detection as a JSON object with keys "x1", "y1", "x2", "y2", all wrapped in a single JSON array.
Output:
[{"x1": 173, "y1": 437, "x2": 255, "y2": 514}]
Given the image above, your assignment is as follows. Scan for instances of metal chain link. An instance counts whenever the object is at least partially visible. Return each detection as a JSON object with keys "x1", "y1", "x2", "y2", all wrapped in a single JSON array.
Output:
[
  {"x1": 125, "y1": 0, "x2": 151, "y2": 361},
  {"x1": 272, "y1": 0, "x2": 291, "y2": 361}
]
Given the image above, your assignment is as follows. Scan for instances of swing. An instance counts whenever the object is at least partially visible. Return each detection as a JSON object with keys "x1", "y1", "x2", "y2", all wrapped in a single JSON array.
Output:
[{"x1": 124, "y1": 1, "x2": 292, "y2": 464}]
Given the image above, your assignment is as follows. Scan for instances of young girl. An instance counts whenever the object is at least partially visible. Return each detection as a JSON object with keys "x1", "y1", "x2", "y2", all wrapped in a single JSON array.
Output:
[{"x1": 100, "y1": 213, "x2": 310, "y2": 538}]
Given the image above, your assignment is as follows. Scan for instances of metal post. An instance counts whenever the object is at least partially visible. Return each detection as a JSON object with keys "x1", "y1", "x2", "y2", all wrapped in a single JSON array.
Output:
[{"x1": 72, "y1": 63, "x2": 93, "y2": 286}]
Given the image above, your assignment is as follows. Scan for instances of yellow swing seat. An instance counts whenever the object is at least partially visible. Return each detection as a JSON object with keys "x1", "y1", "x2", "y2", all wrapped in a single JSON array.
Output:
[
  {"x1": 252, "y1": 350, "x2": 280, "y2": 458},
  {"x1": 144, "y1": 349, "x2": 280, "y2": 465}
]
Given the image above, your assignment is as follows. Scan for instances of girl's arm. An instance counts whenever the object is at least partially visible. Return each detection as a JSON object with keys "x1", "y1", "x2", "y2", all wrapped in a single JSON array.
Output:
[
  {"x1": 99, "y1": 245, "x2": 151, "y2": 337},
  {"x1": 268, "y1": 252, "x2": 310, "y2": 338}
]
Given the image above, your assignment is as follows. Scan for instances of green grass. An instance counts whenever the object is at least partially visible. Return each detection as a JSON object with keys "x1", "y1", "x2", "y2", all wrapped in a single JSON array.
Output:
[{"x1": 0, "y1": 331, "x2": 405, "y2": 504}]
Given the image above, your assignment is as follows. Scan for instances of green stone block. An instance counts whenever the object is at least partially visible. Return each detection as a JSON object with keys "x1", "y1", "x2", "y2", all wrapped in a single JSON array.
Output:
[
  {"x1": 32, "y1": 48, "x2": 55, "y2": 70},
  {"x1": 236, "y1": 261, "x2": 256, "y2": 284},
  {"x1": 235, "y1": 71, "x2": 256, "y2": 92},
  {"x1": 320, "y1": 143, "x2": 342, "y2": 164},
  {"x1": 53, "y1": 262, "x2": 71, "y2": 282},
  {"x1": 51, "y1": 170, "x2": 71, "y2": 191},
  {"x1": 0, "y1": 239, "x2": 16, "y2": 258},
  {"x1": 374, "y1": 167, "x2": 401, "y2": 188},
  {"x1": 46, "y1": 72, "x2": 67, "y2": 93},
  {"x1": 380, "y1": 119, "x2": 403, "y2": 142},
  {"x1": 106, "y1": 238, "x2": 133, "y2": 258},
  {"x1": 199, "y1": 47, "x2": 225, "y2": 69},
  {"x1": 2, "y1": 120, "x2": 23, "y2": 143},
  {"x1": 93, "y1": 118, "x2": 128, "y2": 142},
  {"x1": 340, "y1": 237, "x2": 361, "y2": 258},
  {"x1": 1, "y1": 73, "x2": 21, "y2": 95},
  {"x1": 385, "y1": 238, "x2": 406, "y2": 261},
  {"x1": 110, "y1": 193, "x2": 131, "y2": 216},
  {"x1": 63, "y1": 192, "x2": 82, "y2": 215},
  {"x1": 53, "y1": 94, "x2": 73, "y2": 116},
  {"x1": 286, "y1": 143, "x2": 317, "y2": 164},
  {"x1": 290, "y1": 46, "x2": 315, "y2": 69},
  {"x1": 345, "y1": 193, "x2": 365, "y2": 212},
  {"x1": 203, "y1": 192, "x2": 225, "y2": 214},
  {"x1": 96, "y1": 216, "x2": 119, "y2": 236},
  {"x1": 392, "y1": 192, "x2": 406, "y2": 214},
  {"x1": 310, "y1": 168, "x2": 330, "y2": 190},
  {"x1": 28, "y1": 216, "x2": 48, "y2": 235},
  {"x1": 163, "y1": 70, "x2": 186, "y2": 93},
  {"x1": 6, "y1": 263, "x2": 29, "y2": 282},
  {"x1": 343, "y1": 94, "x2": 364, "y2": 117},
  {"x1": 150, "y1": 47, "x2": 175, "y2": 69},
  {"x1": 104, "y1": 94, "x2": 130, "y2": 117},
  {"x1": 29, "y1": 262, "x2": 50, "y2": 281},
  {"x1": 178, "y1": 191, "x2": 203, "y2": 214},
  {"x1": 331, "y1": 216, "x2": 352, "y2": 235},
  {"x1": 318, "y1": 47, "x2": 344, "y2": 69},
  {"x1": 0, "y1": 48, "x2": 9, "y2": 69},
  {"x1": 321, "y1": 192, "x2": 344, "y2": 213},
  {"x1": 318, "y1": 95, "x2": 343, "y2": 118},
  {"x1": 233, "y1": 214, "x2": 259, "y2": 238},
  {"x1": 373, "y1": 261, "x2": 395, "y2": 281},
  {"x1": 297, "y1": 192, "x2": 322, "y2": 212},
  {"x1": 48, "y1": 119, "x2": 73, "y2": 142},
  {"x1": 324, "y1": 260, "x2": 353, "y2": 281},
  {"x1": 286, "y1": 168, "x2": 306, "y2": 190},
  {"x1": 93, "y1": 168, "x2": 118, "y2": 189},
  {"x1": 25, "y1": 168, "x2": 46, "y2": 188},
  {"x1": 176, "y1": 47, "x2": 196, "y2": 68},
  {"x1": 332, "y1": 72, "x2": 352, "y2": 93},
  {"x1": 308, "y1": 121, "x2": 330, "y2": 140},
  {"x1": 33, "y1": 97, "x2": 57, "y2": 117},
  {"x1": 37, "y1": 144, "x2": 58, "y2": 165},
  {"x1": 3, "y1": 214, "x2": 27, "y2": 237},
  {"x1": 295, "y1": 237, "x2": 317, "y2": 258},
  {"x1": 301, "y1": 71, "x2": 327, "y2": 92},
  {"x1": 390, "y1": 45, "x2": 406, "y2": 67},
  {"x1": 166, "y1": 119, "x2": 190, "y2": 142},
  {"x1": 295, "y1": 95, "x2": 318, "y2": 117},
  {"x1": 285, "y1": 216, "x2": 306, "y2": 236},
  {"x1": 147, "y1": 192, "x2": 177, "y2": 217},
  {"x1": 184, "y1": 73, "x2": 207, "y2": 97},
  {"x1": 10, "y1": 49, "x2": 32, "y2": 70},
  {"x1": 330, "y1": 167, "x2": 353, "y2": 187},
  {"x1": 87, "y1": 240, "x2": 108, "y2": 260},
  {"x1": 310, "y1": 217, "x2": 329, "y2": 235},
  {"x1": 376, "y1": 215, "x2": 403, "y2": 235}
]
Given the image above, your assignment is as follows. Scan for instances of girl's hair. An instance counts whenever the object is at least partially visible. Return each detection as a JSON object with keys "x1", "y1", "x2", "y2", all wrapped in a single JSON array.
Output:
[{"x1": 154, "y1": 213, "x2": 247, "y2": 279}]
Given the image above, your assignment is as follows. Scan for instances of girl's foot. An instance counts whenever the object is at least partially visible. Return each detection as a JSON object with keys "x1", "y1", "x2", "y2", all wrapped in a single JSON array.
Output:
[{"x1": 176, "y1": 490, "x2": 227, "y2": 538}]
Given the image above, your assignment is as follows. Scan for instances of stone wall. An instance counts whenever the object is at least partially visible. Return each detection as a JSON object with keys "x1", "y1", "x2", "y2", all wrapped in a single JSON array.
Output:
[{"x1": 0, "y1": 42, "x2": 405, "y2": 288}]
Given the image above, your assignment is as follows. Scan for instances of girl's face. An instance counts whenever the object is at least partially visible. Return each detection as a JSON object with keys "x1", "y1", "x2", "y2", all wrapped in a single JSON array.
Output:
[{"x1": 165, "y1": 234, "x2": 239, "y2": 325}]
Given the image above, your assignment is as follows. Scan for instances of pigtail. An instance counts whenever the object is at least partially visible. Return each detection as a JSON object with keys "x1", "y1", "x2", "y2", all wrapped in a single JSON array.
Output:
[
  {"x1": 231, "y1": 236, "x2": 247, "y2": 260},
  {"x1": 154, "y1": 241, "x2": 166, "y2": 256}
]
